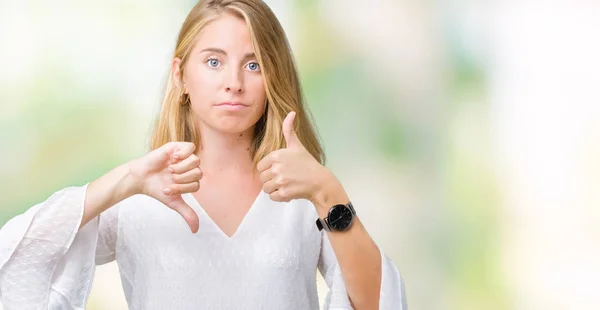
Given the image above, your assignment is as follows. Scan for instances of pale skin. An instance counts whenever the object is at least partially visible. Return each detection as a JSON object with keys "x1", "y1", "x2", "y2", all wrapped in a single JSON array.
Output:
[{"x1": 80, "y1": 13, "x2": 382, "y2": 310}]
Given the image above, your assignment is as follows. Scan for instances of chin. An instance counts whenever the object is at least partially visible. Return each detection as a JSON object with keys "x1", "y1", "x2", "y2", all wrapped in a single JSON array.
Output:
[
  {"x1": 216, "y1": 124, "x2": 254, "y2": 134},
  {"x1": 208, "y1": 118, "x2": 258, "y2": 135},
  {"x1": 194, "y1": 108, "x2": 264, "y2": 135}
]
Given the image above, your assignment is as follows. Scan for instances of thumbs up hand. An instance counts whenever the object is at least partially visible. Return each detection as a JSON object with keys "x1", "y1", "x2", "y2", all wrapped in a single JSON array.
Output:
[{"x1": 257, "y1": 112, "x2": 330, "y2": 203}]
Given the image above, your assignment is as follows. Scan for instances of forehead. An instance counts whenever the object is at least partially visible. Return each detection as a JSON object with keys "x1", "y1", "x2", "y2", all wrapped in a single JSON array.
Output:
[{"x1": 194, "y1": 13, "x2": 254, "y2": 53}]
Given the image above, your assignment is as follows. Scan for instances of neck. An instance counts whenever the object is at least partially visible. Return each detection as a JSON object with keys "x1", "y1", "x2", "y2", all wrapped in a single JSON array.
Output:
[{"x1": 196, "y1": 126, "x2": 256, "y2": 176}]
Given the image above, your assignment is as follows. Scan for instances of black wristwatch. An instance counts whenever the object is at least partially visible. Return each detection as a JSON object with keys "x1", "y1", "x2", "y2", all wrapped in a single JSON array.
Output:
[{"x1": 315, "y1": 202, "x2": 356, "y2": 232}]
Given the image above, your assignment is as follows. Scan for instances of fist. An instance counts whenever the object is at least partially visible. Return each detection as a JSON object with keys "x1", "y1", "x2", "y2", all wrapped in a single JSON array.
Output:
[
  {"x1": 257, "y1": 112, "x2": 326, "y2": 202},
  {"x1": 129, "y1": 141, "x2": 202, "y2": 233}
]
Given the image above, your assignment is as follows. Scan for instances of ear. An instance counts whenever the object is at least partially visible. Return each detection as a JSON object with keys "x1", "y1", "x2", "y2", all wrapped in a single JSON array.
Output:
[{"x1": 172, "y1": 57, "x2": 186, "y2": 92}]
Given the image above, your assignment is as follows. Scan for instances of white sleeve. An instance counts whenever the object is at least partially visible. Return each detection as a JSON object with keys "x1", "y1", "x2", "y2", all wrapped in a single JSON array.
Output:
[
  {"x1": 0, "y1": 184, "x2": 120, "y2": 310},
  {"x1": 318, "y1": 232, "x2": 408, "y2": 310}
]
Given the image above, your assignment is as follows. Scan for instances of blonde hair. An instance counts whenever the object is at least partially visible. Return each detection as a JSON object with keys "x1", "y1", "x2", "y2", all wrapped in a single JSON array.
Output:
[{"x1": 149, "y1": 0, "x2": 325, "y2": 166}]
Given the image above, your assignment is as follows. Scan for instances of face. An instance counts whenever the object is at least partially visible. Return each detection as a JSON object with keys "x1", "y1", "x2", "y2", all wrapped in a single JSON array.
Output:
[{"x1": 174, "y1": 13, "x2": 266, "y2": 135}]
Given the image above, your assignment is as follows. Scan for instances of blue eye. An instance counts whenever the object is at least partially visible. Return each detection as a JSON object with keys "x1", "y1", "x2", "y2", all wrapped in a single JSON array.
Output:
[
  {"x1": 207, "y1": 58, "x2": 220, "y2": 68},
  {"x1": 246, "y1": 61, "x2": 260, "y2": 71}
]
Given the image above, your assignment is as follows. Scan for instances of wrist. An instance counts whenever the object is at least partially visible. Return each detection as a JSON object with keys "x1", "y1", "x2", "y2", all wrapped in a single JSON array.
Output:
[
  {"x1": 123, "y1": 160, "x2": 144, "y2": 197},
  {"x1": 311, "y1": 170, "x2": 349, "y2": 218},
  {"x1": 82, "y1": 161, "x2": 141, "y2": 227}
]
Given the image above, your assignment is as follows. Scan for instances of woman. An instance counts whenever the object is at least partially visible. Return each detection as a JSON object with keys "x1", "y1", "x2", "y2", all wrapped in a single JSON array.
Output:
[{"x1": 0, "y1": 0, "x2": 406, "y2": 309}]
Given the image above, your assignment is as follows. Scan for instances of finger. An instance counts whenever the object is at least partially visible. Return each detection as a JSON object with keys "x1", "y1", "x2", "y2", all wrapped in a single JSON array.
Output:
[
  {"x1": 167, "y1": 197, "x2": 200, "y2": 233},
  {"x1": 257, "y1": 153, "x2": 275, "y2": 173},
  {"x1": 172, "y1": 167, "x2": 203, "y2": 184},
  {"x1": 262, "y1": 179, "x2": 280, "y2": 194},
  {"x1": 282, "y1": 111, "x2": 299, "y2": 148},
  {"x1": 163, "y1": 181, "x2": 200, "y2": 195},
  {"x1": 169, "y1": 154, "x2": 201, "y2": 174},
  {"x1": 259, "y1": 168, "x2": 277, "y2": 184},
  {"x1": 269, "y1": 189, "x2": 290, "y2": 203},
  {"x1": 173, "y1": 142, "x2": 196, "y2": 160}
]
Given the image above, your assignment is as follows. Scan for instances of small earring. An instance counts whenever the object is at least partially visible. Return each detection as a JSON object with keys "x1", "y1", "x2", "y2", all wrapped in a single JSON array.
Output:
[
  {"x1": 179, "y1": 83, "x2": 189, "y2": 106},
  {"x1": 180, "y1": 92, "x2": 188, "y2": 106},
  {"x1": 181, "y1": 95, "x2": 189, "y2": 106}
]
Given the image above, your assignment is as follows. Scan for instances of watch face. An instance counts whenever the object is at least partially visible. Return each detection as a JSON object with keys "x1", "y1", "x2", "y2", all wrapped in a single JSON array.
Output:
[{"x1": 328, "y1": 205, "x2": 354, "y2": 231}]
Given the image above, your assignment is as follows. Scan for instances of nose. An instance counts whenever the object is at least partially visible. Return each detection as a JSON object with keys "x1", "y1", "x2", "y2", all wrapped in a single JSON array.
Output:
[{"x1": 225, "y1": 66, "x2": 243, "y2": 93}]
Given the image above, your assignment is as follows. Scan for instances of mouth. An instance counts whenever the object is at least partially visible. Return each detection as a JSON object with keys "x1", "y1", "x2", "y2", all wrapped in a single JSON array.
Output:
[
  {"x1": 215, "y1": 102, "x2": 248, "y2": 107},
  {"x1": 215, "y1": 101, "x2": 249, "y2": 111}
]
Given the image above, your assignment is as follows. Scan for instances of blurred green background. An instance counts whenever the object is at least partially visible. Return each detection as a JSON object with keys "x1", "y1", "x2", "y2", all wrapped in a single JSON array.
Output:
[{"x1": 2, "y1": 1, "x2": 600, "y2": 309}]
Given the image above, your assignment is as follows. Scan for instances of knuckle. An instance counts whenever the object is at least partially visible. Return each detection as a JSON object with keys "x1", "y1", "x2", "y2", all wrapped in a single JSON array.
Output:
[
  {"x1": 277, "y1": 189, "x2": 287, "y2": 199},
  {"x1": 271, "y1": 152, "x2": 280, "y2": 161},
  {"x1": 170, "y1": 164, "x2": 181, "y2": 173},
  {"x1": 257, "y1": 164, "x2": 266, "y2": 173}
]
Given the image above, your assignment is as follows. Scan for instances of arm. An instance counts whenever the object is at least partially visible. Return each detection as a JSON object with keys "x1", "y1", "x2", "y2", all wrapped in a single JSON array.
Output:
[
  {"x1": 0, "y1": 163, "x2": 135, "y2": 310},
  {"x1": 312, "y1": 171, "x2": 383, "y2": 310},
  {"x1": 79, "y1": 162, "x2": 138, "y2": 229},
  {"x1": 257, "y1": 112, "x2": 406, "y2": 309},
  {"x1": 0, "y1": 141, "x2": 202, "y2": 309}
]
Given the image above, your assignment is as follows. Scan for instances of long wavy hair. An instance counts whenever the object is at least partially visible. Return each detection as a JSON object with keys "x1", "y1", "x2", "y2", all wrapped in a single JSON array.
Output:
[{"x1": 149, "y1": 0, "x2": 325, "y2": 166}]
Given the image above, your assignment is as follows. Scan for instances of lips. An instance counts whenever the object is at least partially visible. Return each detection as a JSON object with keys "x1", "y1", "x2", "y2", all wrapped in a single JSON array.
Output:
[
  {"x1": 216, "y1": 102, "x2": 248, "y2": 107},
  {"x1": 215, "y1": 102, "x2": 248, "y2": 111}
]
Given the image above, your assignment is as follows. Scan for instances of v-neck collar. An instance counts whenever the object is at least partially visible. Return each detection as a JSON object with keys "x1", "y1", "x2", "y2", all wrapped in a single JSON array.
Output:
[{"x1": 184, "y1": 190, "x2": 264, "y2": 240}]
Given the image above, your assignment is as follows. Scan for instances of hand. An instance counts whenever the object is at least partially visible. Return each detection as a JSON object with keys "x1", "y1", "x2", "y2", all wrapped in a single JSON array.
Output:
[
  {"x1": 257, "y1": 112, "x2": 328, "y2": 202},
  {"x1": 129, "y1": 142, "x2": 202, "y2": 233}
]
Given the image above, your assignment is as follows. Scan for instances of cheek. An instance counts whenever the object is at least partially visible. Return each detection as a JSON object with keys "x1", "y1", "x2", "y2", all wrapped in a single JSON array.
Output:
[
  {"x1": 249, "y1": 77, "x2": 267, "y2": 118},
  {"x1": 248, "y1": 75, "x2": 266, "y2": 103},
  {"x1": 187, "y1": 69, "x2": 217, "y2": 108}
]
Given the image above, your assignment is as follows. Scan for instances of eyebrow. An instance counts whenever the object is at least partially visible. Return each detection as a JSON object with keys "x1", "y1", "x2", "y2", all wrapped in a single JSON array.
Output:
[{"x1": 199, "y1": 47, "x2": 255, "y2": 59}]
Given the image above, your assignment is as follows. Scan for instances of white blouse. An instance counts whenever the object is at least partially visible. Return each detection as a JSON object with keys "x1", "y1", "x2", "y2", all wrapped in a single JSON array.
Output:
[{"x1": 0, "y1": 185, "x2": 407, "y2": 309}]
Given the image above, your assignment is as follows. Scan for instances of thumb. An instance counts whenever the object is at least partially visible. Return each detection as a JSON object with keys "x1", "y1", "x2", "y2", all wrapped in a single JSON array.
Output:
[
  {"x1": 282, "y1": 111, "x2": 299, "y2": 148},
  {"x1": 168, "y1": 197, "x2": 200, "y2": 233}
]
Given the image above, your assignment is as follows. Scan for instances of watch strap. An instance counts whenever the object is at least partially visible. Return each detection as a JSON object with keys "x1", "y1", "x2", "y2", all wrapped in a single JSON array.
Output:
[
  {"x1": 347, "y1": 201, "x2": 356, "y2": 215},
  {"x1": 315, "y1": 218, "x2": 330, "y2": 232}
]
